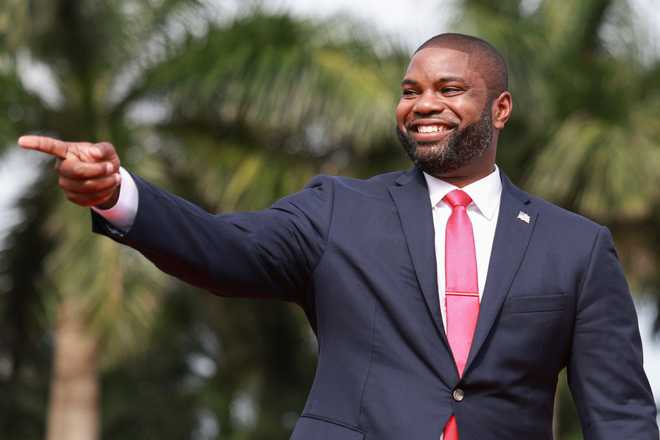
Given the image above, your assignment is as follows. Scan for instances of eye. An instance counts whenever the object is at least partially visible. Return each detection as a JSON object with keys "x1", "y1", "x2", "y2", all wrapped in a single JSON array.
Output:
[
  {"x1": 401, "y1": 88, "x2": 418, "y2": 97},
  {"x1": 440, "y1": 86, "x2": 463, "y2": 95}
]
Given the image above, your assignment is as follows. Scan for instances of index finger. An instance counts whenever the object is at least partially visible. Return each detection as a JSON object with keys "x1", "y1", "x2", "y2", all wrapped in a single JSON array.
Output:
[{"x1": 18, "y1": 135, "x2": 69, "y2": 159}]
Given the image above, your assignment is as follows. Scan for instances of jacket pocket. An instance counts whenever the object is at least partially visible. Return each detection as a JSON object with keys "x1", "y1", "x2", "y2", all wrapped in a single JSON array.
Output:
[
  {"x1": 502, "y1": 293, "x2": 567, "y2": 314},
  {"x1": 290, "y1": 414, "x2": 365, "y2": 440}
]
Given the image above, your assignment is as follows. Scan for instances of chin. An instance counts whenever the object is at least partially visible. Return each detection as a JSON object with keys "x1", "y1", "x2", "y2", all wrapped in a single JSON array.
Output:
[{"x1": 415, "y1": 142, "x2": 449, "y2": 158}]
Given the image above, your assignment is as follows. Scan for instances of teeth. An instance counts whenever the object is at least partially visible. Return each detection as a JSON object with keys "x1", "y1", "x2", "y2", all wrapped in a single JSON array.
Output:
[{"x1": 418, "y1": 125, "x2": 442, "y2": 133}]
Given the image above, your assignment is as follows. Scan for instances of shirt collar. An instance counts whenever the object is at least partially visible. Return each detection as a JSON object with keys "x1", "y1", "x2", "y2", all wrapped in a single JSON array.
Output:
[{"x1": 423, "y1": 165, "x2": 502, "y2": 220}]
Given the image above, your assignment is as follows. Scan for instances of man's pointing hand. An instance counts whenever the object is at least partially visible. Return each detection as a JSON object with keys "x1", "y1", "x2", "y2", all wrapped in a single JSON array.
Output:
[{"x1": 18, "y1": 135, "x2": 122, "y2": 209}]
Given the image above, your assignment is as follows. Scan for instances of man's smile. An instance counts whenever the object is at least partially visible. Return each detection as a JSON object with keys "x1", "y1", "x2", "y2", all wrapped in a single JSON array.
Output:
[{"x1": 407, "y1": 119, "x2": 458, "y2": 142}]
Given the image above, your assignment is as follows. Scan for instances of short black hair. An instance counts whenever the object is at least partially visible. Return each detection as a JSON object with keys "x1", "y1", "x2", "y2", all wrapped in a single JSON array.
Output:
[{"x1": 416, "y1": 33, "x2": 508, "y2": 98}]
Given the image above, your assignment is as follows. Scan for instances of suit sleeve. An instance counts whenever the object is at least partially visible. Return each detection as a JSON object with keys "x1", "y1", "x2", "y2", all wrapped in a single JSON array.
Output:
[
  {"x1": 568, "y1": 226, "x2": 658, "y2": 439},
  {"x1": 92, "y1": 173, "x2": 333, "y2": 303}
]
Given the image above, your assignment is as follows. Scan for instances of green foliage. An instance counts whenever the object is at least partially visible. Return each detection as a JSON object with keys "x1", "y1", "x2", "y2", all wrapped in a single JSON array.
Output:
[
  {"x1": 0, "y1": 173, "x2": 55, "y2": 440},
  {"x1": 0, "y1": 1, "x2": 406, "y2": 438}
]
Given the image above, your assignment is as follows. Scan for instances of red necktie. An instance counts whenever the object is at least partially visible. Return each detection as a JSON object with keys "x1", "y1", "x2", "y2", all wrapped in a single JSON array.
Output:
[{"x1": 442, "y1": 189, "x2": 479, "y2": 440}]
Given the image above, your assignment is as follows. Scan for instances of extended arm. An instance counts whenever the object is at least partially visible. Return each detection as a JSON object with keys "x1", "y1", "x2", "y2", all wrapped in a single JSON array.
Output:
[
  {"x1": 93, "y1": 173, "x2": 332, "y2": 302},
  {"x1": 19, "y1": 135, "x2": 332, "y2": 303}
]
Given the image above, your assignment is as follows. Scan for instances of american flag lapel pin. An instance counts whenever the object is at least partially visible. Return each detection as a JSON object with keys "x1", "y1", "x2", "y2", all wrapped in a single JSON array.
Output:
[{"x1": 517, "y1": 211, "x2": 531, "y2": 224}]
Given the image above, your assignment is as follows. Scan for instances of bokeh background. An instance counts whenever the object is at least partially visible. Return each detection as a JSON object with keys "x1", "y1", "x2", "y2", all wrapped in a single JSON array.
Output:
[{"x1": 1, "y1": 1, "x2": 660, "y2": 439}]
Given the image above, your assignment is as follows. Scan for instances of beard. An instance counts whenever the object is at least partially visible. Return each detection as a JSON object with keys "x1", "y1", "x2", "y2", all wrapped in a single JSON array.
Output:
[{"x1": 397, "y1": 106, "x2": 493, "y2": 178}]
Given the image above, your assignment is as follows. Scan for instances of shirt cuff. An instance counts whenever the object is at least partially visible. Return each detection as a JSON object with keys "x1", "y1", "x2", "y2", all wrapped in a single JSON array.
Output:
[{"x1": 92, "y1": 167, "x2": 139, "y2": 232}]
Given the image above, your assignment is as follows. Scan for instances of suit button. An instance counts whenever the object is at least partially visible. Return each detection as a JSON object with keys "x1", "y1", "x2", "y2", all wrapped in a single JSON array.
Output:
[{"x1": 452, "y1": 388, "x2": 465, "y2": 402}]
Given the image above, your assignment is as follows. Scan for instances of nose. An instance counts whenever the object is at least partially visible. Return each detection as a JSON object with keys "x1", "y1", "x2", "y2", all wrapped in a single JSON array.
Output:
[{"x1": 412, "y1": 90, "x2": 445, "y2": 116}]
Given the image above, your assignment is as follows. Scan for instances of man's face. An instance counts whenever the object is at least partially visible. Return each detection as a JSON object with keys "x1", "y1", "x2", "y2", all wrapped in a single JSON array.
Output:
[{"x1": 395, "y1": 46, "x2": 494, "y2": 177}]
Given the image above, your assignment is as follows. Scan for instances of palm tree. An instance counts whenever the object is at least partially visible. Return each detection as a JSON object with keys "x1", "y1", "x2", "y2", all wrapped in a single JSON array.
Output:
[
  {"x1": 454, "y1": 0, "x2": 660, "y2": 438},
  {"x1": 1, "y1": 1, "x2": 406, "y2": 438}
]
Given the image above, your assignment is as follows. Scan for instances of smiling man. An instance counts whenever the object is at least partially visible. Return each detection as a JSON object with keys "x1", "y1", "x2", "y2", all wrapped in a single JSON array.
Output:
[
  {"x1": 397, "y1": 35, "x2": 507, "y2": 186},
  {"x1": 19, "y1": 33, "x2": 658, "y2": 440}
]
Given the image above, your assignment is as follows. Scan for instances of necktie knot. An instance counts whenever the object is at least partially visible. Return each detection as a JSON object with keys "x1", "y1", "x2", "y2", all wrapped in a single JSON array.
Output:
[{"x1": 443, "y1": 189, "x2": 472, "y2": 208}]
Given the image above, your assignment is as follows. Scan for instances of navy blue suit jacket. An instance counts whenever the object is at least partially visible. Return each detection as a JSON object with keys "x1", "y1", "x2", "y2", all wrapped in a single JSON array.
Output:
[{"x1": 93, "y1": 167, "x2": 658, "y2": 439}]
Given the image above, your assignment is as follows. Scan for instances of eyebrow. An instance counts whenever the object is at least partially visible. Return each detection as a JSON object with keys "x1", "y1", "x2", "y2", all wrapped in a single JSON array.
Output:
[{"x1": 400, "y1": 76, "x2": 466, "y2": 86}]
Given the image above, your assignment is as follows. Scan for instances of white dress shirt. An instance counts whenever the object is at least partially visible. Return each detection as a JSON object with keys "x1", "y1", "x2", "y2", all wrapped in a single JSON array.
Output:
[
  {"x1": 92, "y1": 167, "x2": 139, "y2": 231},
  {"x1": 97, "y1": 169, "x2": 504, "y2": 318},
  {"x1": 423, "y1": 166, "x2": 502, "y2": 331}
]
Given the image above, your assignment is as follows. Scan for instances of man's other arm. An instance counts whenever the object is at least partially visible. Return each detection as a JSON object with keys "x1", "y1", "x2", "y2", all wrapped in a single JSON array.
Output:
[{"x1": 568, "y1": 226, "x2": 659, "y2": 439}]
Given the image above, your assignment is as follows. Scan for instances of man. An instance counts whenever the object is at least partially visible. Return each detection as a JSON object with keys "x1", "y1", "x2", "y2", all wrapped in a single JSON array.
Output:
[{"x1": 19, "y1": 33, "x2": 658, "y2": 439}]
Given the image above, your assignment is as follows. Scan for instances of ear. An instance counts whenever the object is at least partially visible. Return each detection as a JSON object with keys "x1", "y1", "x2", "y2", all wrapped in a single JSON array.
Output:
[{"x1": 491, "y1": 91, "x2": 512, "y2": 130}]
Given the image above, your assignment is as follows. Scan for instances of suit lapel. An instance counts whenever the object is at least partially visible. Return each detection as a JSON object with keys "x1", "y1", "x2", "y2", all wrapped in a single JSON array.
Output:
[
  {"x1": 388, "y1": 169, "x2": 448, "y2": 349},
  {"x1": 464, "y1": 174, "x2": 538, "y2": 374},
  {"x1": 388, "y1": 169, "x2": 538, "y2": 380}
]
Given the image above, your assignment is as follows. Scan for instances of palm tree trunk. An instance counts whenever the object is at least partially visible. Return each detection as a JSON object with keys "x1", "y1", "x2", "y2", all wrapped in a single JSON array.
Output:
[{"x1": 46, "y1": 299, "x2": 100, "y2": 440}]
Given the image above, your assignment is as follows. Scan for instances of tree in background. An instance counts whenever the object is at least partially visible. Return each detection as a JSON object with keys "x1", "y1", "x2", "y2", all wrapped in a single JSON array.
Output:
[{"x1": 0, "y1": 1, "x2": 406, "y2": 439}]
